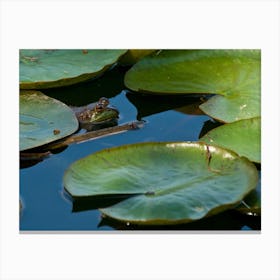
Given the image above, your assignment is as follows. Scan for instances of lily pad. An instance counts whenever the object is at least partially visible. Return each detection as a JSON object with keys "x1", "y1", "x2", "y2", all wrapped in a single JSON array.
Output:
[
  {"x1": 200, "y1": 117, "x2": 261, "y2": 163},
  {"x1": 124, "y1": 50, "x2": 260, "y2": 122},
  {"x1": 20, "y1": 49, "x2": 127, "y2": 89},
  {"x1": 199, "y1": 91, "x2": 260, "y2": 123},
  {"x1": 64, "y1": 142, "x2": 258, "y2": 225},
  {"x1": 20, "y1": 90, "x2": 79, "y2": 151}
]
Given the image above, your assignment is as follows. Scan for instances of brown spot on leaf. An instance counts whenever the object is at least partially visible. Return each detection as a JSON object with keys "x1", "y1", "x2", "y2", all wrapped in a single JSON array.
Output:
[{"x1": 53, "y1": 129, "x2": 60, "y2": 135}]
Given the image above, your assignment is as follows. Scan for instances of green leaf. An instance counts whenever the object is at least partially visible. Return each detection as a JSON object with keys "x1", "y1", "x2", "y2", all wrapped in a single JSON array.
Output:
[
  {"x1": 64, "y1": 142, "x2": 258, "y2": 225},
  {"x1": 20, "y1": 49, "x2": 127, "y2": 89},
  {"x1": 124, "y1": 49, "x2": 260, "y2": 122},
  {"x1": 199, "y1": 91, "x2": 260, "y2": 123},
  {"x1": 200, "y1": 117, "x2": 260, "y2": 163},
  {"x1": 20, "y1": 90, "x2": 79, "y2": 151}
]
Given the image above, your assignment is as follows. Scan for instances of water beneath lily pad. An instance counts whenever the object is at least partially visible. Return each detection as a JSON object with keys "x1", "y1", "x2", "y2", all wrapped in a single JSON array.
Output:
[{"x1": 19, "y1": 66, "x2": 261, "y2": 231}]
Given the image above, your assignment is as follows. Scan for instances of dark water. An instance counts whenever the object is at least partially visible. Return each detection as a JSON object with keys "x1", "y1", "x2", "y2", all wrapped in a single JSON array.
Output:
[{"x1": 20, "y1": 66, "x2": 261, "y2": 231}]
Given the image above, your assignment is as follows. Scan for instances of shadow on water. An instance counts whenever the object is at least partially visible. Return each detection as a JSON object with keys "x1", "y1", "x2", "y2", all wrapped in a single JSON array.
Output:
[
  {"x1": 66, "y1": 189, "x2": 261, "y2": 231},
  {"x1": 126, "y1": 91, "x2": 212, "y2": 120},
  {"x1": 98, "y1": 210, "x2": 261, "y2": 231},
  {"x1": 41, "y1": 65, "x2": 130, "y2": 106}
]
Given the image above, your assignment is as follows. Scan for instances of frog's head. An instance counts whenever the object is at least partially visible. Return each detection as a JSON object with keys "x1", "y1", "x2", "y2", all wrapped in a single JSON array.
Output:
[
  {"x1": 90, "y1": 107, "x2": 119, "y2": 123},
  {"x1": 90, "y1": 97, "x2": 119, "y2": 123}
]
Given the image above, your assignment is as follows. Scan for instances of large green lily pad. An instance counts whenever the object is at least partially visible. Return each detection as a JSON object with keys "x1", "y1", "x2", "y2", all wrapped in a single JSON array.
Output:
[
  {"x1": 124, "y1": 50, "x2": 260, "y2": 122},
  {"x1": 200, "y1": 117, "x2": 261, "y2": 163},
  {"x1": 64, "y1": 142, "x2": 258, "y2": 225},
  {"x1": 20, "y1": 49, "x2": 127, "y2": 89},
  {"x1": 20, "y1": 90, "x2": 79, "y2": 151}
]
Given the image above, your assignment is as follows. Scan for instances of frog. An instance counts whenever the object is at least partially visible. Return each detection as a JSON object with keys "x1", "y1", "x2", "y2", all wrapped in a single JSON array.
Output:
[{"x1": 72, "y1": 97, "x2": 119, "y2": 131}]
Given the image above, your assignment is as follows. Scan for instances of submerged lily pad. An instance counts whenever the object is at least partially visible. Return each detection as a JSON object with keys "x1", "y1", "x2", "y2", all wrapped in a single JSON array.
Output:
[
  {"x1": 200, "y1": 117, "x2": 260, "y2": 163},
  {"x1": 20, "y1": 49, "x2": 127, "y2": 89},
  {"x1": 64, "y1": 142, "x2": 258, "y2": 225},
  {"x1": 20, "y1": 90, "x2": 79, "y2": 151},
  {"x1": 124, "y1": 50, "x2": 260, "y2": 122}
]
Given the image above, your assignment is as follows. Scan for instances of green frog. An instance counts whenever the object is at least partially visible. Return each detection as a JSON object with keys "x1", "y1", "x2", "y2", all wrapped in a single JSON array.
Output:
[{"x1": 73, "y1": 97, "x2": 119, "y2": 131}]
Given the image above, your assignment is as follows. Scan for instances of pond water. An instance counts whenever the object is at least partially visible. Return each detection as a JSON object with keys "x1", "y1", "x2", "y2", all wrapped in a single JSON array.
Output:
[{"x1": 20, "y1": 66, "x2": 261, "y2": 231}]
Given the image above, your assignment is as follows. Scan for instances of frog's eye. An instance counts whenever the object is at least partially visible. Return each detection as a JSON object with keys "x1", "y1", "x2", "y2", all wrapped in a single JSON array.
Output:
[{"x1": 98, "y1": 97, "x2": 109, "y2": 107}]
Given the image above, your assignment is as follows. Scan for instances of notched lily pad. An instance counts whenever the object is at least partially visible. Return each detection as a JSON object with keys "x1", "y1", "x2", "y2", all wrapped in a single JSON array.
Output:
[
  {"x1": 64, "y1": 142, "x2": 258, "y2": 225},
  {"x1": 20, "y1": 49, "x2": 127, "y2": 89},
  {"x1": 20, "y1": 90, "x2": 79, "y2": 151},
  {"x1": 200, "y1": 117, "x2": 260, "y2": 163}
]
